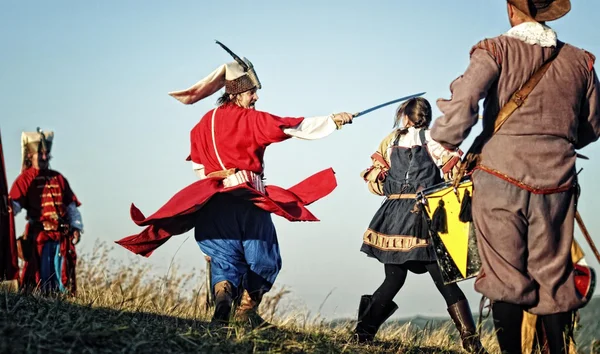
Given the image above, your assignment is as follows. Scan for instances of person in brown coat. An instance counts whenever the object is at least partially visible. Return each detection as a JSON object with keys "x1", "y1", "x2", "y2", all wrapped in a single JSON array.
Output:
[{"x1": 429, "y1": 1, "x2": 600, "y2": 353}]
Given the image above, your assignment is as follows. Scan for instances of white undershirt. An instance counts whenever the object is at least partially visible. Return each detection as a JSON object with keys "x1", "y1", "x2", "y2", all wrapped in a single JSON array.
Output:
[{"x1": 282, "y1": 115, "x2": 337, "y2": 140}]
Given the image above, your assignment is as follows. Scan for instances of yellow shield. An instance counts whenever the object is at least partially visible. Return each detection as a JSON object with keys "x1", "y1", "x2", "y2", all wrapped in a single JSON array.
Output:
[{"x1": 418, "y1": 179, "x2": 481, "y2": 284}]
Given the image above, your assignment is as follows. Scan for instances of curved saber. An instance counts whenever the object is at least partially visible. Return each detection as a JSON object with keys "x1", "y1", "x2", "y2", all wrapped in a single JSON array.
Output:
[{"x1": 353, "y1": 92, "x2": 426, "y2": 118}]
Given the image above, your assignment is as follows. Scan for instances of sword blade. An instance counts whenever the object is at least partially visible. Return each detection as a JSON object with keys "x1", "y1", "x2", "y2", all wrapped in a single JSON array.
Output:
[
  {"x1": 205, "y1": 255, "x2": 214, "y2": 307},
  {"x1": 575, "y1": 211, "x2": 600, "y2": 264},
  {"x1": 353, "y1": 92, "x2": 426, "y2": 118}
]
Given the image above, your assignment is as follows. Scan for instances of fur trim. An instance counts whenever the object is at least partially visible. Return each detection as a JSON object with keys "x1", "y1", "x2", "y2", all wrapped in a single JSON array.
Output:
[{"x1": 503, "y1": 22, "x2": 557, "y2": 47}]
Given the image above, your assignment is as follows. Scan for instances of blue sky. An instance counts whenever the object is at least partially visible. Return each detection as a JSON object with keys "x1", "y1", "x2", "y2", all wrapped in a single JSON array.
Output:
[{"x1": 2, "y1": 1, "x2": 599, "y2": 319}]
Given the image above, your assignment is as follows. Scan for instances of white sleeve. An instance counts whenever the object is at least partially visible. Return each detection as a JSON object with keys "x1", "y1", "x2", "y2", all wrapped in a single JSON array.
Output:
[
  {"x1": 66, "y1": 202, "x2": 83, "y2": 231},
  {"x1": 11, "y1": 200, "x2": 22, "y2": 215},
  {"x1": 425, "y1": 130, "x2": 460, "y2": 167},
  {"x1": 192, "y1": 162, "x2": 207, "y2": 179},
  {"x1": 282, "y1": 115, "x2": 337, "y2": 140}
]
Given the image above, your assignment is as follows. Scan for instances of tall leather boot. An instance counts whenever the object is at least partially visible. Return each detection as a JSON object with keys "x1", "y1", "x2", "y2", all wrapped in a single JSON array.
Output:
[
  {"x1": 492, "y1": 301, "x2": 523, "y2": 354},
  {"x1": 447, "y1": 299, "x2": 487, "y2": 354},
  {"x1": 539, "y1": 311, "x2": 574, "y2": 354},
  {"x1": 211, "y1": 280, "x2": 234, "y2": 325},
  {"x1": 353, "y1": 295, "x2": 398, "y2": 343},
  {"x1": 234, "y1": 289, "x2": 272, "y2": 329}
]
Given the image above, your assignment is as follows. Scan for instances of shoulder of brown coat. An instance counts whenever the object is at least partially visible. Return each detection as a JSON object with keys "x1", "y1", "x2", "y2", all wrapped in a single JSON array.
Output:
[
  {"x1": 470, "y1": 38, "x2": 502, "y2": 66},
  {"x1": 583, "y1": 50, "x2": 596, "y2": 72},
  {"x1": 564, "y1": 43, "x2": 596, "y2": 73}
]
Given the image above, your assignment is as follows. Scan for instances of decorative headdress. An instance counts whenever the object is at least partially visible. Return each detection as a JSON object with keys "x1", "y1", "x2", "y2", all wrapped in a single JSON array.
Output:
[
  {"x1": 21, "y1": 128, "x2": 53, "y2": 171},
  {"x1": 169, "y1": 41, "x2": 261, "y2": 105}
]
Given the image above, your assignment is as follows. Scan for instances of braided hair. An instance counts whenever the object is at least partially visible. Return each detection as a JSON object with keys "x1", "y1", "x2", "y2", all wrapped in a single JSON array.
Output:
[{"x1": 393, "y1": 97, "x2": 432, "y2": 135}]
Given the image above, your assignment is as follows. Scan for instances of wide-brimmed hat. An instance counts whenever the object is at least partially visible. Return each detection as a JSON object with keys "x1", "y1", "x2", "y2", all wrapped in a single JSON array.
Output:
[
  {"x1": 508, "y1": 0, "x2": 571, "y2": 22},
  {"x1": 169, "y1": 41, "x2": 261, "y2": 105}
]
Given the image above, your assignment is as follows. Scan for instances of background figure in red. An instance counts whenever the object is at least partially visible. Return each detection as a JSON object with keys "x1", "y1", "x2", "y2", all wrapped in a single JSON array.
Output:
[{"x1": 10, "y1": 129, "x2": 83, "y2": 295}]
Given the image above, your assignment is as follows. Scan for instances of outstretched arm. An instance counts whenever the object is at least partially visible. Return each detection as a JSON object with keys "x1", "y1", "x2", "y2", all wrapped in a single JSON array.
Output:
[{"x1": 282, "y1": 113, "x2": 353, "y2": 140}]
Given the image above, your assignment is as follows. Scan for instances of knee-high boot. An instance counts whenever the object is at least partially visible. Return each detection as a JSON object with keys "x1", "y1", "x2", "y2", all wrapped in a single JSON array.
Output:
[
  {"x1": 353, "y1": 295, "x2": 398, "y2": 343},
  {"x1": 211, "y1": 280, "x2": 235, "y2": 325},
  {"x1": 539, "y1": 311, "x2": 574, "y2": 354},
  {"x1": 447, "y1": 299, "x2": 487, "y2": 353},
  {"x1": 492, "y1": 301, "x2": 523, "y2": 354}
]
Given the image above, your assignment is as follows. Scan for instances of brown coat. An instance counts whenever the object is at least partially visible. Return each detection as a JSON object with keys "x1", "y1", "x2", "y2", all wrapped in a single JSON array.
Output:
[{"x1": 431, "y1": 35, "x2": 600, "y2": 193}]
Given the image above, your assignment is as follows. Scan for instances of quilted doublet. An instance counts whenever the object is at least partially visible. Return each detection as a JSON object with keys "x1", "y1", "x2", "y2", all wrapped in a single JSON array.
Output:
[{"x1": 470, "y1": 38, "x2": 502, "y2": 66}]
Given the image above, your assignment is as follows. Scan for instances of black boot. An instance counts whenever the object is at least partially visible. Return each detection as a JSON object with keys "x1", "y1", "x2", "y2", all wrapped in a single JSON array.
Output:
[
  {"x1": 539, "y1": 311, "x2": 574, "y2": 354},
  {"x1": 447, "y1": 299, "x2": 487, "y2": 353},
  {"x1": 353, "y1": 295, "x2": 398, "y2": 343},
  {"x1": 492, "y1": 301, "x2": 523, "y2": 354}
]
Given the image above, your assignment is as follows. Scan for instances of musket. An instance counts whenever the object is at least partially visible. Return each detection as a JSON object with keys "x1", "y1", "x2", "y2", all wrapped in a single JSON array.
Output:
[
  {"x1": 575, "y1": 211, "x2": 600, "y2": 264},
  {"x1": 353, "y1": 92, "x2": 426, "y2": 118}
]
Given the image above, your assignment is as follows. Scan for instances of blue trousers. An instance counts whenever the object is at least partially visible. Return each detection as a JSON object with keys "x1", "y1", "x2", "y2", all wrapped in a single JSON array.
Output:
[
  {"x1": 195, "y1": 194, "x2": 281, "y2": 295},
  {"x1": 39, "y1": 241, "x2": 66, "y2": 293}
]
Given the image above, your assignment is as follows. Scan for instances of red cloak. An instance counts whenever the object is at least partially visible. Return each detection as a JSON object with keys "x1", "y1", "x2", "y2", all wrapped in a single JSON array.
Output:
[{"x1": 116, "y1": 104, "x2": 338, "y2": 257}]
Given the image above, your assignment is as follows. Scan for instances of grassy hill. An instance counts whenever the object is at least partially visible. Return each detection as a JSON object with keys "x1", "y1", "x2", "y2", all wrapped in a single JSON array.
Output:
[
  {"x1": 349, "y1": 297, "x2": 600, "y2": 353},
  {"x1": 0, "y1": 244, "x2": 597, "y2": 353}
]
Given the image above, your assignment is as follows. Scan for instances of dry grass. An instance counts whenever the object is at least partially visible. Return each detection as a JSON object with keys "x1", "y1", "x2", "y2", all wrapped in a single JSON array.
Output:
[{"x1": 0, "y1": 242, "x2": 501, "y2": 353}]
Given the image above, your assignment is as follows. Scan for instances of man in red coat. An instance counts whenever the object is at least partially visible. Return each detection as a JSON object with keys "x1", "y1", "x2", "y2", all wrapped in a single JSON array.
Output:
[
  {"x1": 10, "y1": 129, "x2": 83, "y2": 295},
  {"x1": 117, "y1": 42, "x2": 353, "y2": 326}
]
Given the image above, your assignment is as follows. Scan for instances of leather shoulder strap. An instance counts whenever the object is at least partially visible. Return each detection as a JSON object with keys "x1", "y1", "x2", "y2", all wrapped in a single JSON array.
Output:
[
  {"x1": 493, "y1": 43, "x2": 562, "y2": 134},
  {"x1": 452, "y1": 44, "x2": 562, "y2": 188}
]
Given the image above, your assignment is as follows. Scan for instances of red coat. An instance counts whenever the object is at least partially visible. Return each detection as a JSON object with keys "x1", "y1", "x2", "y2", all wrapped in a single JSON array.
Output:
[
  {"x1": 9, "y1": 168, "x2": 80, "y2": 292},
  {"x1": 117, "y1": 104, "x2": 338, "y2": 257}
]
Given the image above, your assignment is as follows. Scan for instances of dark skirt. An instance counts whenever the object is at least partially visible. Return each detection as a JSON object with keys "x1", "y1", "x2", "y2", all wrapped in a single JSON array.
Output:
[{"x1": 360, "y1": 198, "x2": 436, "y2": 273}]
